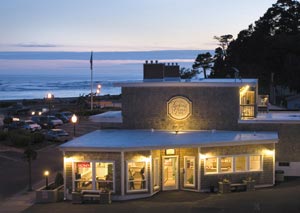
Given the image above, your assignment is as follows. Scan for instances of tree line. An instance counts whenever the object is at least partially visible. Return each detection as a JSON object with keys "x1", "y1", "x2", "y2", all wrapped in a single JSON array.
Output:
[{"x1": 189, "y1": 0, "x2": 300, "y2": 97}]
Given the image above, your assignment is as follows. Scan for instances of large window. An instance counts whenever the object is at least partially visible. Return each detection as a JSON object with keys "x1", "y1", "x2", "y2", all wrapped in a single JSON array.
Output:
[
  {"x1": 205, "y1": 155, "x2": 262, "y2": 174},
  {"x1": 240, "y1": 86, "x2": 256, "y2": 119},
  {"x1": 184, "y1": 156, "x2": 195, "y2": 187},
  {"x1": 74, "y1": 162, "x2": 93, "y2": 191},
  {"x1": 235, "y1": 156, "x2": 247, "y2": 172},
  {"x1": 95, "y1": 162, "x2": 114, "y2": 191},
  {"x1": 127, "y1": 161, "x2": 147, "y2": 192},
  {"x1": 249, "y1": 155, "x2": 262, "y2": 171},
  {"x1": 74, "y1": 161, "x2": 115, "y2": 192},
  {"x1": 205, "y1": 157, "x2": 218, "y2": 173},
  {"x1": 220, "y1": 157, "x2": 233, "y2": 173}
]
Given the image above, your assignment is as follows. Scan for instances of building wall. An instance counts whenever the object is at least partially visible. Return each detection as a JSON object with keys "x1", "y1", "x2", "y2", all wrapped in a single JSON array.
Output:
[
  {"x1": 122, "y1": 86, "x2": 240, "y2": 130},
  {"x1": 199, "y1": 144, "x2": 275, "y2": 191},
  {"x1": 238, "y1": 123, "x2": 300, "y2": 162},
  {"x1": 64, "y1": 151, "x2": 121, "y2": 194}
]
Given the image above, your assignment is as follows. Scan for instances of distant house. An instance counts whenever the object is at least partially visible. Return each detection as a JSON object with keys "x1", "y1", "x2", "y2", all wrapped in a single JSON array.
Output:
[{"x1": 286, "y1": 95, "x2": 300, "y2": 110}]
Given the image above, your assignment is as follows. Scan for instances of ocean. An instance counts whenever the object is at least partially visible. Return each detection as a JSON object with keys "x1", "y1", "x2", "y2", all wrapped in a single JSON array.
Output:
[{"x1": 0, "y1": 50, "x2": 210, "y2": 100}]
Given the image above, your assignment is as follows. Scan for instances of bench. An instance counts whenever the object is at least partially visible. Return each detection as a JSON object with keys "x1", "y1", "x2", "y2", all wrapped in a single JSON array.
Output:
[
  {"x1": 81, "y1": 190, "x2": 101, "y2": 203},
  {"x1": 230, "y1": 183, "x2": 247, "y2": 192}
]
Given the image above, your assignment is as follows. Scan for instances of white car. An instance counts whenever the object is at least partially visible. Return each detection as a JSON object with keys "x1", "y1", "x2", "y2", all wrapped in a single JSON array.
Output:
[{"x1": 22, "y1": 120, "x2": 42, "y2": 132}]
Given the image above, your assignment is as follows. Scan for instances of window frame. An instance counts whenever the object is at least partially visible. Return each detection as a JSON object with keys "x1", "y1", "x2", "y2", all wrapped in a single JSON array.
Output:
[
  {"x1": 72, "y1": 160, "x2": 115, "y2": 193},
  {"x1": 204, "y1": 154, "x2": 263, "y2": 175},
  {"x1": 126, "y1": 160, "x2": 148, "y2": 193}
]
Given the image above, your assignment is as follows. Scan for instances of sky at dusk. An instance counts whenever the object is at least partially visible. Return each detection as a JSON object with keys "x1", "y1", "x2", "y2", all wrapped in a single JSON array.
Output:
[{"x1": 0, "y1": 0, "x2": 276, "y2": 52}]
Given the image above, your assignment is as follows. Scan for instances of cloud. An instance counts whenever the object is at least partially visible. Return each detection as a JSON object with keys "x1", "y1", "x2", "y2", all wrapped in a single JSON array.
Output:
[{"x1": 14, "y1": 43, "x2": 61, "y2": 48}]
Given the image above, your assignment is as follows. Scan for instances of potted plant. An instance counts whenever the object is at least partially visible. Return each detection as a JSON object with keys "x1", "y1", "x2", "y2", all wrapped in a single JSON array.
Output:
[
  {"x1": 36, "y1": 172, "x2": 64, "y2": 203},
  {"x1": 218, "y1": 178, "x2": 231, "y2": 194},
  {"x1": 99, "y1": 188, "x2": 112, "y2": 204},
  {"x1": 243, "y1": 176, "x2": 255, "y2": 191}
]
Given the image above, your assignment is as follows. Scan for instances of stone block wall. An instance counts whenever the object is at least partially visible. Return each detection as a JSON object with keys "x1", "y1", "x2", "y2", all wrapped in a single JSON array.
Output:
[
  {"x1": 238, "y1": 123, "x2": 300, "y2": 162},
  {"x1": 122, "y1": 86, "x2": 240, "y2": 130},
  {"x1": 199, "y1": 144, "x2": 275, "y2": 191}
]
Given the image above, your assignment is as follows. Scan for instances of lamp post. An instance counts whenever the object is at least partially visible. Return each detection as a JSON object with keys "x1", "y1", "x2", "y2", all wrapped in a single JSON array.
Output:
[
  {"x1": 71, "y1": 114, "x2": 78, "y2": 137},
  {"x1": 44, "y1": 170, "x2": 49, "y2": 189},
  {"x1": 96, "y1": 84, "x2": 101, "y2": 108},
  {"x1": 46, "y1": 93, "x2": 53, "y2": 129}
]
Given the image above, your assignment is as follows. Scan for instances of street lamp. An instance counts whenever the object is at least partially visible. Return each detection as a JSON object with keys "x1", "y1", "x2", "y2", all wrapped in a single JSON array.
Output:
[
  {"x1": 96, "y1": 84, "x2": 101, "y2": 108},
  {"x1": 46, "y1": 93, "x2": 53, "y2": 115},
  {"x1": 71, "y1": 114, "x2": 78, "y2": 137},
  {"x1": 44, "y1": 170, "x2": 49, "y2": 189}
]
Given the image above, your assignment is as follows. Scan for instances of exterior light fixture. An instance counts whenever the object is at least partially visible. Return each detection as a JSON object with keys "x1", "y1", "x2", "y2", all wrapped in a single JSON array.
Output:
[
  {"x1": 71, "y1": 114, "x2": 78, "y2": 137},
  {"x1": 44, "y1": 170, "x2": 49, "y2": 189},
  {"x1": 165, "y1": 149, "x2": 175, "y2": 155}
]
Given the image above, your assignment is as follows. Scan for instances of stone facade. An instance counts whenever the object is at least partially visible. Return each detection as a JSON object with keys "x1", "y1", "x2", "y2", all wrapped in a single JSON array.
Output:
[
  {"x1": 238, "y1": 123, "x2": 300, "y2": 162},
  {"x1": 122, "y1": 86, "x2": 240, "y2": 130}
]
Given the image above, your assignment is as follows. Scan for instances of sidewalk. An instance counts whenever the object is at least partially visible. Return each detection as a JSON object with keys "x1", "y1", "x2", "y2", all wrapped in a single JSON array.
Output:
[{"x1": 0, "y1": 175, "x2": 56, "y2": 213}]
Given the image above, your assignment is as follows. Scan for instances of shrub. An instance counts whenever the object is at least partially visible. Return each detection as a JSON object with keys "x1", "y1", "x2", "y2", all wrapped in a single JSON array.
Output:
[
  {"x1": 8, "y1": 129, "x2": 32, "y2": 147},
  {"x1": 32, "y1": 132, "x2": 45, "y2": 144},
  {"x1": 54, "y1": 172, "x2": 64, "y2": 188},
  {"x1": 0, "y1": 130, "x2": 8, "y2": 141}
]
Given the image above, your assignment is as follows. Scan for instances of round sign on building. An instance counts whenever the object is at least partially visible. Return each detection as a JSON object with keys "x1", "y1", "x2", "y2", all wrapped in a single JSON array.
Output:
[{"x1": 167, "y1": 96, "x2": 192, "y2": 120}]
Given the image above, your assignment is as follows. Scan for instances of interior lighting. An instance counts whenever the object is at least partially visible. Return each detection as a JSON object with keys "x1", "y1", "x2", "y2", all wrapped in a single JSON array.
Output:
[{"x1": 240, "y1": 85, "x2": 250, "y2": 96}]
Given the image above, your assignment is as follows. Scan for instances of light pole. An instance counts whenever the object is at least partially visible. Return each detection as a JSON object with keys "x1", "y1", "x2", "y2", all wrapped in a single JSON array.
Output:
[
  {"x1": 44, "y1": 170, "x2": 49, "y2": 189},
  {"x1": 71, "y1": 114, "x2": 78, "y2": 137},
  {"x1": 46, "y1": 93, "x2": 53, "y2": 129},
  {"x1": 96, "y1": 84, "x2": 101, "y2": 108}
]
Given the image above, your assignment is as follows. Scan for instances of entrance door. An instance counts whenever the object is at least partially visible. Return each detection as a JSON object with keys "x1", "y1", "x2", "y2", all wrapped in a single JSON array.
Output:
[{"x1": 162, "y1": 156, "x2": 178, "y2": 190}]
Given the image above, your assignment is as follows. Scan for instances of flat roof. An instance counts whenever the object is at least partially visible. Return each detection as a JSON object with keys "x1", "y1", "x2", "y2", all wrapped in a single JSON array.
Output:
[
  {"x1": 60, "y1": 130, "x2": 278, "y2": 152},
  {"x1": 89, "y1": 111, "x2": 122, "y2": 123},
  {"x1": 114, "y1": 78, "x2": 257, "y2": 88},
  {"x1": 240, "y1": 112, "x2": 300, "y2": 124}
]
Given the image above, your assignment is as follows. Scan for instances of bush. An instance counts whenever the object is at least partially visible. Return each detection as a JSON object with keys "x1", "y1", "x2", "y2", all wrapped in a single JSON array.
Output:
[
  {"x1": 8, "y1": 129, "x2": 32, "y2": 147},
  {"x1": 54, "y1": 172, "x2": 64, "y2": 188},
  {"x1": 0, "y1": 130, "x2": 8, "y2": 141},
  {"x1": 32, "y1": 132, "x2": 45, "y2": 144}
]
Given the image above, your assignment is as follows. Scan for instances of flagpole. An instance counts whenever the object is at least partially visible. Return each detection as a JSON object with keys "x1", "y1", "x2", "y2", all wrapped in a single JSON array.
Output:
[{"x1": 90, "y1": 51, "x2": 93, "y2": 110}]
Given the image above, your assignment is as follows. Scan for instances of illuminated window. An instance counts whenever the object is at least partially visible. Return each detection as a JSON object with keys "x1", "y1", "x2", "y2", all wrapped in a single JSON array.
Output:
[
  {"x1": 74, "y1": 162, "x2": 92, "y2": 191},
  {"x1": 127, "y1": 161, "x2": 147, "y2": 192},
  {"x1": 220, "y1": 157, "x2": 233, "y2": 173},
  {"x1": 240, "y1": 86, "x2": 256, "y2": 119},
  {"x1": 205, "y1": 157, "x2": 218, "y2": 174},
  {"x1": 235, "y1": 156, "x2": 247, "y2": 172},
  {"x1": 74, "y1": 161, "x2": 115, "y2": 192},
  {"x1": 95, "y1": 162, "x2": 114, "y2": 192},
  {"x1": 250, "y1": 155, "x2": 262, "y2": 171},
  {"x1": 184, "y1": 156, "x2": 195, "y2": 187}
]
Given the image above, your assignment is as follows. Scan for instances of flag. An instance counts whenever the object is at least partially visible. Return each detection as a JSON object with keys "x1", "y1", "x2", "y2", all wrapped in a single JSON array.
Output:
[{"x1": 90, "y1": 51, "x2": 93, "y2": 70}]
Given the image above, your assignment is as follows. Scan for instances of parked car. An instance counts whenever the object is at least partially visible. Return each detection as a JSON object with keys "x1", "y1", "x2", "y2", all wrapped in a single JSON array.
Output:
[
  {"x1": 44, "y1": 129, "x2": 70, "y2": 142},
  {"x1": 54, "y1": 111, "x2": 72, "y2": 123},
  {"x1": 21, "y1": 120, "x2": 41, "y2": 132},
  {"x1": 31, "y1": 116, "x2": 63, "y2": 129}
]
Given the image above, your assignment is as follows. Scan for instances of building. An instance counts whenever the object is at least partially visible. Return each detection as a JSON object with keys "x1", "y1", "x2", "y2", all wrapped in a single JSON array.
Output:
[{"x1": 60, "y1": 61, "x2": 300, "y2": 201}]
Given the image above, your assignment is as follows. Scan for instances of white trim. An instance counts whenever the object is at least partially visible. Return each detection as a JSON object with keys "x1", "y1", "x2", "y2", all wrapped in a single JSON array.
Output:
[
  {"x1": 204, "y1": 154, "x2": 264, "y2": 175},
  {"x1": 153, "y1": 157, "x2": 160, "y2": 191},
  {"x1": 121, "y1": 152, "x2": 125, "y2": 196},
  {"x1": 72, "y1": 160, "x2": 116, "y2": 193},
  {"x1": 149, "y1": 152, "x2": 153, "y2": 194},
  {"x1": 162, "y1": 155, "x2": 179, "y2": 191},
  {"x1": 183, "y1": 156, "x2": 196, "y2": 188},
  {"x1": 126, "y1": 160, "x2": 148, "y2": 193},
  {"x1": 198, "y1": 147, "x2": 201, "y2": 192}
]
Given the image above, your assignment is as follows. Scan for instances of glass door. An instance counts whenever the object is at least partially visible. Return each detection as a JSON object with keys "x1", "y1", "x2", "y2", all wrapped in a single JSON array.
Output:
[
  {"x1": 184, "y1": 156, "x2": 195, "y2": 187},
  {"x1": 162, "y1": 156, "x2": 178, "y2": 190}
]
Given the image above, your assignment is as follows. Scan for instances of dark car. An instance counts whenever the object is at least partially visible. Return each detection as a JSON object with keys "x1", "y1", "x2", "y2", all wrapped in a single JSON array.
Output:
[
  {"x1": 44, "y1": 129, "x2": 70, "y2": 142},
  {"x1": 31, "y1": 116, "x2": 63, "y2": 129},
  {"x1": 54, "y1": 111, "x2": 72, "y2": 123}
]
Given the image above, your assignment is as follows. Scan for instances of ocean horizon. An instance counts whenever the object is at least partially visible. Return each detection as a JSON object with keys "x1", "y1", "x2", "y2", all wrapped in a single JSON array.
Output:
[{"x1": 0, "y1": 50, "x2": 212, "y2": 100}]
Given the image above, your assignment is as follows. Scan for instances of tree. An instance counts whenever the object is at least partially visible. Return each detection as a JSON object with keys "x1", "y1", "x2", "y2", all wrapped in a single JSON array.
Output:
[
  {"x1": 192, "y1": 52, "x2": 213, "y2": 78},
  {"x1": 216, "y1": 0, "x2": 300, "y2": 95},
  {"x1": 23, "y1": 146, "x2": 37, "y2": 191},
  {"x1": 179, "y1": 67, "x2": 199, "y2": 79}
]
